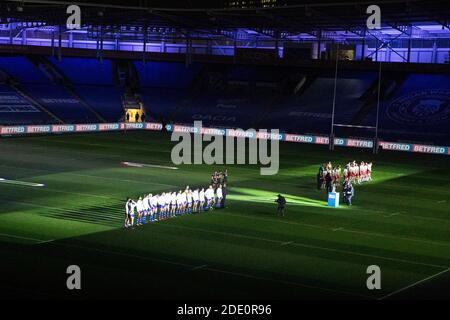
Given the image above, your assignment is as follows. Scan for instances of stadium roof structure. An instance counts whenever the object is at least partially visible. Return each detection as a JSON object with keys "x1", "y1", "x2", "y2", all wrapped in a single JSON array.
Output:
[{"x1": 1, "y1": 0, "x2": 449, "y2": 41}]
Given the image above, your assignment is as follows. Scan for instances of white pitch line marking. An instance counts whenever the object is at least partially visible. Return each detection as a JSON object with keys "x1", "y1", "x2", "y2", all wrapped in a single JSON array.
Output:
[
  {"x1": 437, "y1": 200, "x2": 446, "y2": 204},
  {"x1": 0, "y1": 178, "x2": 45, "y2": 187},
  {"x1": 35, "y1": 239, "x2": 56, "y2": 244},
  {"x1": 379, "y1": 267, "x2": 450, "y2": 300},
  {"x1": 332, "y1": 227, "x2": 344, "y2": 232},
  {"x1": 280, "y1": 241, "x2": 293, "y2": 246},
  {"x1": 389, "y1": 212, "x2": 401, "y2": 217},
  {"x1": 122, "y1": 161, "x2": 178, "y2": 170},
  {"x1": 0, "y1": 164, "x2": 177, "y2": 189},
  {"x1": 191, "y1": 264, "x2": 208, "y2": 271}
]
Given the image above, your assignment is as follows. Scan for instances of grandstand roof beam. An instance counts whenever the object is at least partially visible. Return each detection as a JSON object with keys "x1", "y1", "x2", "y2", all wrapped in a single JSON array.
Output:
[{"x1": 366, "y1": 31, "x2": 407, "y2": 62}]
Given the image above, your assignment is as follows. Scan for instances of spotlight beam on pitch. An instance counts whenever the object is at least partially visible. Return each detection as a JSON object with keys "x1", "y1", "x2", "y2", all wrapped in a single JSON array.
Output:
[{"x1": 229, "y1": 187, "x2": 330, "y2": 208}]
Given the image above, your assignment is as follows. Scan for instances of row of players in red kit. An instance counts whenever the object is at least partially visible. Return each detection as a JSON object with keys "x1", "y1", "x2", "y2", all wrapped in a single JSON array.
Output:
[{"x1": 318, "y1": 161, "x2": 373, "y2": 191}]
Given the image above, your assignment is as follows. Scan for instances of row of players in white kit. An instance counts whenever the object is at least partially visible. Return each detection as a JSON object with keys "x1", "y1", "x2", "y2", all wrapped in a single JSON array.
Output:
[{"x1": 124, "y1": 185, "x2": 223, "y2": 228}]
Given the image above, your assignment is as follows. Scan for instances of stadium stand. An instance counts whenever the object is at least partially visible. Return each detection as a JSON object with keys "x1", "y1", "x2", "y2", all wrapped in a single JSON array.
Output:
[
  {"x1": 378, "y1": 73, "x2": 450, "y2": 144},
  {"x1": 0, "y1": 56, "x2": 51, "y2": 84},
  {"x1": 73, "y1": 86, "x2": 124, "y2": 122},
  {"x1": 48, "y1": 57, "x2": 115, "y2": 85},
  {"x1": 134, "y1": 61, "x2": 201, "y2": 88},
  {"x1": 0, "y1": 55, "x2": 449, "y2": 144},
  {"x1": 48, "y1": 57, "x2": 124, "y2": 122},
  {"x1": 22, "y1": 84, "x2": 98, "y2": 124},
  {"x1": 135, "y1": 61, "x2": 202, "y2": 122},
  {"x1": 136, "y1": 64, "x2": 283, "y2": 128},
  {"x1": 0, "y1": 83, "x2": 54, "y2": 125},
  {"x1": 259, "y1": 71, "x2": 377, "y2": 135}
]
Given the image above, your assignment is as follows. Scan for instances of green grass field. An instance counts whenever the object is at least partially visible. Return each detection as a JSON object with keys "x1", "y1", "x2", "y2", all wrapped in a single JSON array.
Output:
[{"x1": 0, "y1": 131, "x2": 449, "y2": 300}]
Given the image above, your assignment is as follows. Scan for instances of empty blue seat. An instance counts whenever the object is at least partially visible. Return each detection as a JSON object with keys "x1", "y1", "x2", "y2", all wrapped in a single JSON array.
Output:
[{"x1": 0, "y1": 84, "x2": 55, "y2": 125}]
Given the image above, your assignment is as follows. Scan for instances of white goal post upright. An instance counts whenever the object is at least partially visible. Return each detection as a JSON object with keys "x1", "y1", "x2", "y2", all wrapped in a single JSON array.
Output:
[
  {"x1": 374, "y1": 61, "x2": 382, "y2": 154},
  {"x1": 329, "y1": 42, "x2": 339, "y2": 151},
  {"x1": 329, "y1": 53, "x2": 382, "y2": 154}
]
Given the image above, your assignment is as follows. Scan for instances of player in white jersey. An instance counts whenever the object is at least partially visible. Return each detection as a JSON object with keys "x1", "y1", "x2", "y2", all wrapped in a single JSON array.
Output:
[
  {"x1": 142, "y1": 194, "x2": 150, "y2": 224},
  {"x1": 180, "y1": 190, "x2": 187, "y2": 214},
  {"x1": 136, "y1": 197, "x2": 145, "y2": 226},
  {"x1": 216, "y1": 185, "x2": 223, "y2": 208},
  {"x1": 165, "y1": 192, "x2": 172, "y2": 218},
  {"x1": 176, "y1": 190, "x2": 183, "y2": 215},
  {"x1": 158, "y1": 193, "x2": 167, "y2": 220},
  {"x1": 199, "y1": 188, "x2": 205, "y2": 212},
  {"x1": 367, "y1": 162, "x2": 373, "y2": 181},
  {"x1": 158, "y1": 193, "x2": 164, "y2": 220},
  {"x1": 192, "y1": 189, "x2": 199, "y2": 213},
  {"x1": 186, "y1": 190, "x2": 193, "y2": 214},
  {"x1": 148, "y1": 195, "x2": 154, "y2": 221},
  {"x1": 164, "y1": 192, "x2": 171, "y2": 219},
  {"x1": 148, "y1": 194, "x2": 155, "y2": 222},
  {"x1": 151, "y1": 194, "x2": 159, "y2": 221},
  {"x1": 205, "y1": 185, "x2": 215, "y2": 210},
  {"x1": 124, "y1": 198, "x2": 135, "y2": 228},
  {"x1": 170, "y1": 192, "x2": 177, "y2": 217},
  {"x1": 124, "y1": 198, "x2": 130, "y2": 228}
]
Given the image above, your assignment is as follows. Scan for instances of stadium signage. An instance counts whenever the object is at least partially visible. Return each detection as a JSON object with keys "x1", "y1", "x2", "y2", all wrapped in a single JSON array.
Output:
[
  {"x1": 41, "y1": 98, "x2": 79, "y2": 104},
  {"x1": 173, "y1": 125, "x2": 199, "y2": 133},
  {"x1": 1, "y1": 122, "x2": 448, "y2": 157},
  {"x1": 52, "y1": 125, "x2": 75, "y2": 132},
  {"x1": 412, "y1": 144, "x2": 447, "y2": 154},
  {"x1": 146, "y1": 122, "x2": 163, "y2": 131},
  {"x1": 379, "y1": 141, "x2": 411, "y2": 151},
  {"x1": 120, "y1": 122, "x2": 145, "y2": 130},
  {"x1": 315, "y1": 136, "x2": 329, "y2": 145},
  {"x1": 0, "y1": 126, "x2": 25, "y2": 134},
  {"x1": 76, "y1": 124, "x2": 98, "y2": 132},
  {"x1": 257, "y1": 132, "x2": 284, "y2": 141},
  {"x1": 227, "y1": 129, "x2": 255, "y2": 139},
  {"x1": 99, "y1": 123, "x2": 120, "y2": 131},
  {"x1": 202, "y1": 127, "x2": 226, "y2": 136},
  {"x1": 334, "y1": 138, "x2": 346, "y2": 146},
  {"x1": 27, "y1": 125, "x2": 51, "y2": 134},
  {"x1": 346, "y1": 139, "x2": 373, "y2": 148},
  {"x1": 285, "y1": 134, "x2": 315, "y2": 143}
]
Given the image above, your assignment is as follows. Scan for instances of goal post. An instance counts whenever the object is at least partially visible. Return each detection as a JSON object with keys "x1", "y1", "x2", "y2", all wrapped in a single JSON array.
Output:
[{"x1": 329, "y1": 59, "x2": 382, "y2": 154}]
